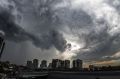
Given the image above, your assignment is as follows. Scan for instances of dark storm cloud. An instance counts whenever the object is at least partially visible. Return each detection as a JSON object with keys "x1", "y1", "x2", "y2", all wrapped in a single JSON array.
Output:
[
  {"x1": 0, "y1": 6, "x2": 67, "y2": 52},
  {"x1": 1, "y1": 0, "x2": 120, "y2": 66},
  {"x1": 0, "y1": 8, "x2": 29, "y2": 42},
  {"x1": 76, "y1": 33, "x2": 120, "y2": 60},
  {"x1": 74, "y1": 19, "x2": 120, "y2": 61},
  {"x1": 106, "y1": 0, "x2": 120, "y2": 11},
  {"x1": 70, "y1": 0, "x2": 120, "y2": 62},
  {"x1": 29, "y1": 30, "x2": 67, "y2": 52}
]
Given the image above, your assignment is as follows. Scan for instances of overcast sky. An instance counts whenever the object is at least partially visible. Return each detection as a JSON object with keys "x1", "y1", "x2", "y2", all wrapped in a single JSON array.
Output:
[{"x1": 0, "y1": 0, "x2": 120, "y2": 67}]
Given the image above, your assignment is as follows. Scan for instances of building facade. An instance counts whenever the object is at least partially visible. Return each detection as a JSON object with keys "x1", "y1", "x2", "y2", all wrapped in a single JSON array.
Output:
[
  {"x1": 72, "y1": 59, "x2": 82, "y2": 69},
  {"x1": 40, "y1": 60, "x2": 47, "y2": 69},
  {"x1": 52, "y1": 59, "x2": 62, "y2": 69},
  {"x1": 48, "y1": 63, "x2": 52, "y2": 69},
  {"x1": 52, "y1": 59, "x2": 70, "y2": 69},
  {"x1": 33, "y1": 59, "x2": 39, "y2": 69},
  {"x1": 26, "y1": 61, "x2": 33, "y2": 69},
  {"x1": 65, "y1": 60, "x2": 70, "y2": 69}
]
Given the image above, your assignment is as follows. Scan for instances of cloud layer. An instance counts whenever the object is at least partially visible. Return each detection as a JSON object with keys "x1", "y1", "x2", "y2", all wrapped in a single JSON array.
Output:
[
  {"x1": 1, "y1": 0, "x2": 120, "y2": 66},
  {"x1": 0, "y1": 0, "x2": 67, "y2": 52}
]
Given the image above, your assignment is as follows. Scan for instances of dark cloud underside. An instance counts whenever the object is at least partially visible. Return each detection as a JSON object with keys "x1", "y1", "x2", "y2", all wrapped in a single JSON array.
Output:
[{"x1": 0, "y1": 0, "x2": 120, "y2": 65}]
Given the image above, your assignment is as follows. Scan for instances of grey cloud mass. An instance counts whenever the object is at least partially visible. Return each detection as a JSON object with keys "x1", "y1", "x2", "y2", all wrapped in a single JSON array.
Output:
[
  {"x1": 0, "y1": 3, "x2": 67, "y2": 52},
  {"x1": 1, "y1": 0, "x2": 120, "y2": 66}
]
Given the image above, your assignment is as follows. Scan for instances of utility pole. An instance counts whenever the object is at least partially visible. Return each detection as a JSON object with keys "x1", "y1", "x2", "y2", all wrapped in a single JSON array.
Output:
[{"x1": 0, "y1": 37, "x2": 5, "y2": 59}]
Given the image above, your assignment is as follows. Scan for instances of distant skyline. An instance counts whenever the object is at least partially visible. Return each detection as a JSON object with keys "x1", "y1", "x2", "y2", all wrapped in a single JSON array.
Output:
[{"x1": 0, "y1": 0, "x2": 120, "y2": 67}]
